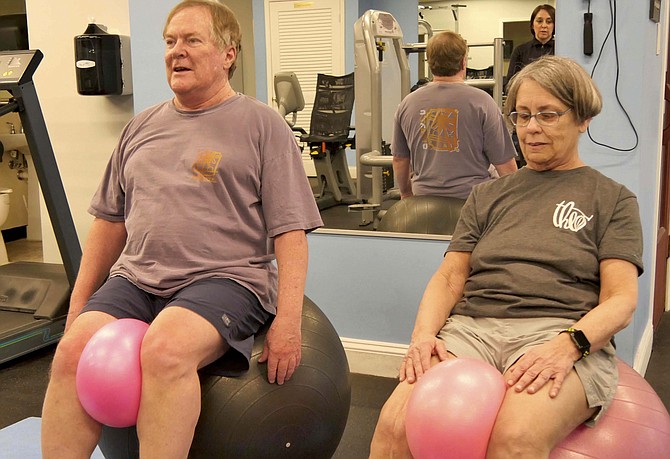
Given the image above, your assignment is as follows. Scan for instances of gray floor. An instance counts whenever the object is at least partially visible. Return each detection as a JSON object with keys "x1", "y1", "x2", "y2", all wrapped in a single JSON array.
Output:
[{"x1": 1, "y1": 238, "x2": 669, "y2": 458}]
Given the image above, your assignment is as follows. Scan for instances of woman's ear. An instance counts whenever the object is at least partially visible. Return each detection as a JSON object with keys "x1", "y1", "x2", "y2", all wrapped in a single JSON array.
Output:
[{"x1": 579, "y1": 118, "x2": 591, "y2": 134}]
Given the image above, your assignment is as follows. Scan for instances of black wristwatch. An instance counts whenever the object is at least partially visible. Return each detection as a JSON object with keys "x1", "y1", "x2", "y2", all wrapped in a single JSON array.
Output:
[{"x1": 560, "y1": 328, "x2": 591, "y2": 360}]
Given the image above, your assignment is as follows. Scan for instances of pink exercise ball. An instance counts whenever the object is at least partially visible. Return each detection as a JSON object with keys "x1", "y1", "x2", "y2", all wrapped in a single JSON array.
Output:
[
  {"x1": 76, "y1": 318, "x2": 149, "y2": 428},
  {"x1": 405, "y1": 358, "x2": 507, "y2": 459},
  {"x1": 551, "y1": 360, "x2": 670, "y2": 458}
]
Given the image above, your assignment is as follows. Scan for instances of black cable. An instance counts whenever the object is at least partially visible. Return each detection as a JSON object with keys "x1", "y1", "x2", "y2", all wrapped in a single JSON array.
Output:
[{"x1": 587, "y1": 0, "x2": 639, "y2": 152}]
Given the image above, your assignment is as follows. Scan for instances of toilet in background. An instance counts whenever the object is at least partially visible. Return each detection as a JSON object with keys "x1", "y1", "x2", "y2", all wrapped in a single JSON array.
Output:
[{"x1": 0, "y1": 188, "x2": 13, "y2": 264}]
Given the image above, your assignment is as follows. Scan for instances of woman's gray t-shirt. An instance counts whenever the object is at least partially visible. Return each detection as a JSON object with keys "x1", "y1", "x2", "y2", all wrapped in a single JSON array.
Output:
[{"x1": 448, "y1": 167, "x2": 643, "y2": 319}]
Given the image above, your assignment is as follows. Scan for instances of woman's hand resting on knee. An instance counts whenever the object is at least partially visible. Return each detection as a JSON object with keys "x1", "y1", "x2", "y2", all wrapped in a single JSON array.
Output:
[
  {"x1": 505, "y1": 336, "x2": 579, "y2": 398},
  {"x1": 400, "y1": 335, "x2": 450, "y2": 384}
]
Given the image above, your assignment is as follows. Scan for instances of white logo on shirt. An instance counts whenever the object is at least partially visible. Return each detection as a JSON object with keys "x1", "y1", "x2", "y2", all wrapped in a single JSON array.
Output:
[{"x1": 553, "y1": 201, "x2": 593, "y2": 232}]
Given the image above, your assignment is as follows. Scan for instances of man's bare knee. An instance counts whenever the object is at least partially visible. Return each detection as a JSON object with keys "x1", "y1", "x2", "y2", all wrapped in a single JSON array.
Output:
[{"x1": 140, "y1": 330, "x2": 194, "y2": 380}]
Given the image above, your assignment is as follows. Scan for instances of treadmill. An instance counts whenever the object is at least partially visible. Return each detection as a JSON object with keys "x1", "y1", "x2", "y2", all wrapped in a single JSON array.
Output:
[{"x1": 0, "y1": 50, "x2": 81, "y2": 364}]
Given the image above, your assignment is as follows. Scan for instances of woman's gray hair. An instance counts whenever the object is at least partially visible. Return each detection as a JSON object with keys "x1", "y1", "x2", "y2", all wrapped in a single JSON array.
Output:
[{"x1": 504, "y1": 55, "x2": 602, "y2": 125}]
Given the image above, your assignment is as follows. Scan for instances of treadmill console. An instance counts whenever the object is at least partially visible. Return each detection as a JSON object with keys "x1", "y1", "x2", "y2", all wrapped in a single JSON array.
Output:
[{"x1": 0, "y1": 49, "x2": 42, "y2": 88}]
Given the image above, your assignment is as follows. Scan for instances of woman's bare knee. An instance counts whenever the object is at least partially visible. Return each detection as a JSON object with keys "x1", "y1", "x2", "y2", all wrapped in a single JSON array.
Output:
[
  {"x1": 487, "y1": 422, "x2": 548, "y2": 459},
  {"x1": 370, "y1": 381, "x2": 415, "y2": 458}
]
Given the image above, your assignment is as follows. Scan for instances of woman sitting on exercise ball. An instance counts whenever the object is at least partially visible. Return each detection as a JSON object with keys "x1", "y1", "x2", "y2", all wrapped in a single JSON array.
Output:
[{"x1": 369, "y1": 54, "x2": 643, "y2": 458}]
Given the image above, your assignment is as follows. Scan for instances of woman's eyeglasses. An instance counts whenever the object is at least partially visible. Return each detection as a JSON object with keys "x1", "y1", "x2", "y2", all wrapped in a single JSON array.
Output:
[{"x1": 509, "y1": 108, "x2": 573, "y2": 127}]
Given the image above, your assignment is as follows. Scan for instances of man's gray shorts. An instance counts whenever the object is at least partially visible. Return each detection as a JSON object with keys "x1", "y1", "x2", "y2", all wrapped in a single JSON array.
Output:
[
  {"x1": 437, "y1": 315, "x2": 618, "y2": 425},
  {"x1": 82, "y1": 276, "x2": 272, "y2": 377}
]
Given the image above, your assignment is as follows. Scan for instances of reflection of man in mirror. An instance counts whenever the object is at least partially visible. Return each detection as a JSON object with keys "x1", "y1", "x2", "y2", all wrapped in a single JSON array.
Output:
[{"x1": 392, "y1": 31, "x2": 518, "y2": 200}]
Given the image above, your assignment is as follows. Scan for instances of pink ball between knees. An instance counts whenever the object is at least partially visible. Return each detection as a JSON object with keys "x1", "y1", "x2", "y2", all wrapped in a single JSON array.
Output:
[
  {"x1": 405, "y1": 358, "x2": 506, "y2": 459},
  {"x1": 550, "y1": 360, "x2": 670, "y2": 458},
  {"x1": 76, "y1": 318, "x2": 149, "y2": 428}
]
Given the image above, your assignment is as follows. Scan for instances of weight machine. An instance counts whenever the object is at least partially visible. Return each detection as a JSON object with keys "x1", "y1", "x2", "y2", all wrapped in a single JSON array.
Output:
[{"x1": 275, "y1": 71, "x2": 357, "y2": 211}]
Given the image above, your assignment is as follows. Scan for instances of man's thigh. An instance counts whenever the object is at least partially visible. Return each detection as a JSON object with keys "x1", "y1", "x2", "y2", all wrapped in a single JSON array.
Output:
[
  {"x1": 146, "y1": 306, "x2": 227, "y2": 369},
  {"x1": 163, "y1": 278, "x2": 270, "y2": 373}
]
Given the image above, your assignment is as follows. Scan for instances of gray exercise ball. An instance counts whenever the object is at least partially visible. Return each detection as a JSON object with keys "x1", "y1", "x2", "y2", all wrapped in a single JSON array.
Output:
[
  {"x1": 98, "y1": 297, "x2": 351, "y2": 459},
  {"x1": 377, "y1": 195, "x2": 466, "y2": 235}
]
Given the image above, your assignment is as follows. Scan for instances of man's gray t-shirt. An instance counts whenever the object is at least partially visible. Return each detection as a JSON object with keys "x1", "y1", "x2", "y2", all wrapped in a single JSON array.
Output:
[
  {"x1": 392, "y1": 82, "x2": 517, "y2": 199},
  {"x1": 89, "y1": 94, "x2": 323, "y2": 314},
  {"x1": 447, "y1": 167, "x2": 643, "y2": 319}
]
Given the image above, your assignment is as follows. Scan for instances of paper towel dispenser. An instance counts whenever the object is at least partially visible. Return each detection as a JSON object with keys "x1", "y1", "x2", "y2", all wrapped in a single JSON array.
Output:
[{"x1": 74, "y1": 23, "x2": 132, "y2": 96}]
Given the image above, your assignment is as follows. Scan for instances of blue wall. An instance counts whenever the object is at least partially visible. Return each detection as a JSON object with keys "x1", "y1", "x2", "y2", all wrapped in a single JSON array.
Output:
[
  {"x1": 128, "y1": 0, "x2": 179, "y2": 112},
  {"x1": 128, "y1": 0, "x2": 666, "y2": 366},
  {"x1": 556, "y1": 2, "x2": 665, "y2": 363},
  {"x1": 305, "y1": 233, "x2": 446, "y2": 342}
]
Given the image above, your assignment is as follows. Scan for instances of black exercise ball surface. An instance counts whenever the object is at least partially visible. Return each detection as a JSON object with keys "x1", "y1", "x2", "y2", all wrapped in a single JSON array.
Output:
[
  {"x1": 377, "y1": 195, "x2": 466, "y2": 235},
  {"x1": 98, "y1": 297, "x2": 351, "y2": 459}
]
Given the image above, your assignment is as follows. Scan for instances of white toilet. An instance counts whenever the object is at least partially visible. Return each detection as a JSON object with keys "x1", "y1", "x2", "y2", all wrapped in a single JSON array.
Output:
[{"x1": 0, "y1": 188, "x2": 13, "y2": 265}]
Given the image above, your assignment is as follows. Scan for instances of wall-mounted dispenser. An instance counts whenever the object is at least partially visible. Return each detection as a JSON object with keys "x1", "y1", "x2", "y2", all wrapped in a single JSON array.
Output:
[{"x1": 74, "y1": 23, "x2": 132, "y2": 95}]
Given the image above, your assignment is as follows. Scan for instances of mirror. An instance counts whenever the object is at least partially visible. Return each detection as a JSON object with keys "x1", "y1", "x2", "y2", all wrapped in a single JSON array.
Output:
[
  {"x1": 417, "y1": 0, "x2": 556, "y2": 80},
  {"x1": 277, "y1": 1, "x2": 555, "y2": 237}
]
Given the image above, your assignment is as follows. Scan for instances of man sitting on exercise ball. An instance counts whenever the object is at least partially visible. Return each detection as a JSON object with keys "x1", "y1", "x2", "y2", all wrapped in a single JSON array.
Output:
[{"x1": 41, "y1": 1, "x2": 322, "y2": 458}]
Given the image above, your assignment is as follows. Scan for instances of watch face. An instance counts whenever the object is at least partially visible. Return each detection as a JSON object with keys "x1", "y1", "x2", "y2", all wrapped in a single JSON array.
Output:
[{"x1": 571, "y1": 329, "x2": 590, "y2": 351}]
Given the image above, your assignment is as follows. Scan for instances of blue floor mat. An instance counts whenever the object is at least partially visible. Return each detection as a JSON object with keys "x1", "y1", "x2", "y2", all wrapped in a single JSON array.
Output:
[{"x1": 0, "y1": 417, "x2": 105, "y2": 459}]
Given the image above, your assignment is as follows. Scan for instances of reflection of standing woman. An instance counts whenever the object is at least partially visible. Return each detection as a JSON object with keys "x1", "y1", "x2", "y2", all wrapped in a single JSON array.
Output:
[{"x1": 506, "y1": 4, "x2": 555, "y2": 84}]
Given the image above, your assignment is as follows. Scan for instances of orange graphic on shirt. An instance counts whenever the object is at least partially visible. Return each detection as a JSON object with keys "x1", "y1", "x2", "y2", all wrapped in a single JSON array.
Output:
[
  {"x1": 420, "y1": 108, "x2": 459, "y2": 152},
  {"x1": 192, "y1": 150, "x2": 222, "y2": 183}
]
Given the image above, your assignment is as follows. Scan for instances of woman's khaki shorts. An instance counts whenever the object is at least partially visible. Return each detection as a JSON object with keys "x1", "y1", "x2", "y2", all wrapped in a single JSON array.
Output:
[{"x1": 437, "y1": 315, "x2": 618, "y2": 426}]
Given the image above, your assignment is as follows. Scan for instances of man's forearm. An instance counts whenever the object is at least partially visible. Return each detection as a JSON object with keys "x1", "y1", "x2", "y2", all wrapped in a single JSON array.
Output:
[
  {"x1": 392, "y1": 156, "x2": 413, "y2": 198},
  {"x1": 274, "y1": 229, "x2": 308, "y2": 319},
  {"x1": 66, "y1": 218, "x2": 127, "y2": 330}
]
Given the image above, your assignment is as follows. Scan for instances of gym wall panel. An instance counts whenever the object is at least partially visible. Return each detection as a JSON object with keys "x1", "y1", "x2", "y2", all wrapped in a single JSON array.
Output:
[
  {"x1": 25, "y1": 0, "x2": 134, "y2": 261},
  {"x1": 305, "y1": 231, "x2": 448, "y2": 344}
]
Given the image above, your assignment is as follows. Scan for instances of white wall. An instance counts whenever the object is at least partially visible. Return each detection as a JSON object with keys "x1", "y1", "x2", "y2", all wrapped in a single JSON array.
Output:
[
  {"x1": 0, "y1": 2, "x2": 29, "y2": 232},
  {"x1": 25, "y1": 0, "x2": 134, "y2": 262},
  {"x1": 0, "y1": 111, "x2": 29, "y2": 232}
]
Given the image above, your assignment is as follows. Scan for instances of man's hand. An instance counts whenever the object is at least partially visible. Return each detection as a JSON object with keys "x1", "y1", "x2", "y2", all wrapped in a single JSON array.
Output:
[{"x1": 258, "y1": 315, "x2": 302, "y2": 385}]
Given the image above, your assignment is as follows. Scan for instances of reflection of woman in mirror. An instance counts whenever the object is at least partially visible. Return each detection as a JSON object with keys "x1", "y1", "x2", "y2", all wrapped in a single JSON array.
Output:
[
  {"x1": 506, "y1": 4, "x2": 555, "y2": 84},
  {"x1": 506, "y1": 4, "x2": 555, "y2": 167}
]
